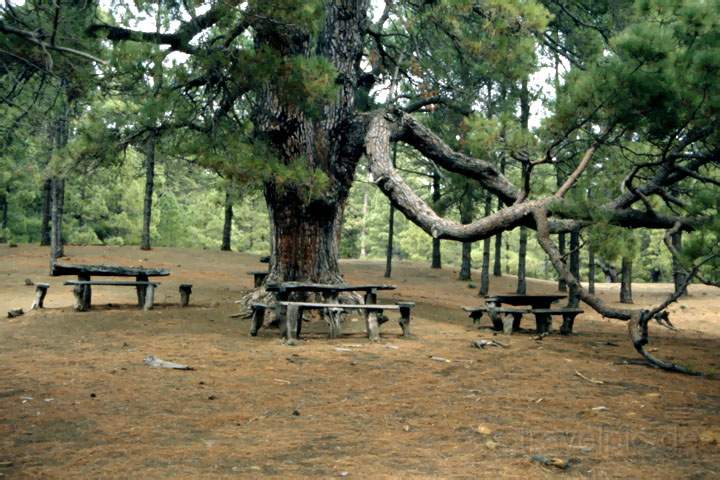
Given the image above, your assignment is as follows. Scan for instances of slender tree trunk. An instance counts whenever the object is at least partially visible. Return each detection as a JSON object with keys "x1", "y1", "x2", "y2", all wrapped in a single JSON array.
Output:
[
  {"x1": 431, "y1": 169, "x2": 441, "y2": 269},
  {"x1": 141, "y1": 135, "x2": 156, "y2": 250},
  {"x1": 671, "y1": 231, "x2": 687, "y2": 296},
  {"x1": 515, "y1": 78, "x2": 529, "y2": 295},
  {"x1": 620, "y1": 256, "x2": 633, "y2": 304},
  {"x1": 40, "y1": 178, "x2": 52, "y2": 246},
  {"x1": 0, "y1": 194, "x2": 7, "y2": 242},
  {"x1": 553, "y1": 26, "x2": 567, "y2": 292},
  {"x1": 557, "y1": 206, "x2": 567, "y2": 291},
  {"x1": 516, "y1": 227, "x2": 528, "y2": 294},
  {"x1": 493, "y1": 157, "x2": 505, "y2": 277},
  {"x1": 568, "y1": 228, "x2": 581, "y2": 307},
  {"x1": 384, "y1": 144, "x2": 397, "y2": 278},
  {"x1": 458, "y1": 191, "x2": 473, "y2": 281},
  {"x1": 360, "y1": 183, "x2": 369, "y2": 258},
  {"x1": 480, "y1": 194, "x2": 492, "y2": 296},
  {"x1": 221, "y1": 189, "x2": 233, "y2": 251},
  {"x1": 588, "y1": 243, "x2": 596, "y2": 294},
  {"x1": 50, "y1": 177, "x2": 65, "y2": 259}
]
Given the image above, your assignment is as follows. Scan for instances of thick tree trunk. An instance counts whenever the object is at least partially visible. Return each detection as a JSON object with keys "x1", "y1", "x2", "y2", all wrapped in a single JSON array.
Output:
[
  {"x1": 141, "y1": 136, "x2": 155, "y2": 251},
  {"x1": 516, "y1": 226, "x2": 528, "y2": 294},
  {"x1": 431, "y1": 169, "x2": 442, "y2": 269},
  {"x1": 50, "y1": 177, "x2": 65, "y2": 259},
  {"x1": 568, "y1": 228, "x2": 581, "y2": 307},
  {"x1": 480, "y1": 195, "x2": 492, "y2": 295},
  {"x1": 253, "y1": 2, "x2": 368, "y2": 284},
  {"x1": 40, "y1": 178, "x2": 52, "y2": 246},
  {"x1": 222, "y1": 190, "x2": 233, "y2": 251},
  {"x1": 620, "y1": 256, "x2": 633, "y2": 304},
  {"x1": 671, "y1": 231, "x2": 687, "y2": 296}
]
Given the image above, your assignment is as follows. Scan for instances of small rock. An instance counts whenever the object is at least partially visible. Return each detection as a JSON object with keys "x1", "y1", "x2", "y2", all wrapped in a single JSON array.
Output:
[
  {"x1": 7, "y1": 309, "x2": 23, "y2": 318},
  {"x1": 208, "y1": 395, "x2": 216, "y2": 400},
  {"x1": 468, "y1": 283, "x2": 477, "y2": 289},
  {"x1": 90, "y1": 393, "x2": 96, "y2": 398},
  {"x1": 24, "y1": 278, "x2": 34, "y2": 286},
  {"x1": 476, "y1": 425, "x2": 493, "y2": 435},
  {"x1": 530, "y1": 455, "x2": 578, "y2": 470},
  {"x1": 591, "y1": 406, "x2": 608, "y2": 412},
  {"x1": 430, "y1": 356, "x2": 451, "y2": 363},
  {"x1": 402, "y1": 424, "x2": 411, "y2": 432},
  {"x1": 292, "y1": 409, "x2": 301, "y2": 416},
  {"x1": 485, "y1": 440, "x2": 498, "y2": 449},
  {"x1": 339, "y1": 472, "x2": 349, "y2": 477}
]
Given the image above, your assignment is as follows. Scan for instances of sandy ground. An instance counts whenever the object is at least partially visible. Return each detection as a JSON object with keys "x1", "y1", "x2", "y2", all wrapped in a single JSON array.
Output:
[{"x1": 1, "y1": 244, "x2": 719, "y2": 479}]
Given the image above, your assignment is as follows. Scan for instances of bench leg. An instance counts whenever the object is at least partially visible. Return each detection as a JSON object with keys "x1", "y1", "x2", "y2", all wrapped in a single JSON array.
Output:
[
  {"x1": 179, "y1": 287, "x2": 191, "y2": 307},
  {"x1": 560, "y1": 313, "x2": 578, "y2": 335},
  {"x1": 366, "y1": 311, "x2": 380, "y2": 341},
  {"x1": 78, "y1": 274, "x2": 92, "y2": 310},
  {"x1": 250, "y1": 307, "x2": 265, "y2": 336},
  {"x1": 470, "y1": 311, "x2": 484, "y2": 326},
  {"x1": 399, "y1": 306, "x2": 411, "y2": 337},
  {"x1": 32, "y1": 285, "x2": 48, "y2": 310},
  {"x1": 502, "y1": 314, "x2": 514, "y2": 335},
  {"x1": 285, "y1": 304, "x2": 301, "y2": 346},
  {"x1": 136, "y1": 274, "x2": 148, "y2": 307},
  {"x1": 534, "y1": 313, "x2": 551, "y2": 334},
  {"x1": 512, "y1": 313, "x2": 523, "y2": 331},
  {"x1": 327, "y1": 307, "x2": 342, "y2": 339},
  {"x1": 143, "y1": 284, "x2": 155, "y2": 311},
  {"x1": 72, "y1": 285, "x2": 86, "y2": 312},
  {"x1": 488, "y1": 309, "x2": 503, "y2": 331}
]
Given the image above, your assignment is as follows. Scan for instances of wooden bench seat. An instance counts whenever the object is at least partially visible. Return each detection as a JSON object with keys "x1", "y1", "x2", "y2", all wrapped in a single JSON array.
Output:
[
  {"x1": 64, "y1": 280, "x2": 160, "y2": 311},
  {"x1": 463, "y1": 305, "x2": 584, "y2": 335},
  {"x1": 247, "y1": 271, "x2": 269, "y2": 287}
]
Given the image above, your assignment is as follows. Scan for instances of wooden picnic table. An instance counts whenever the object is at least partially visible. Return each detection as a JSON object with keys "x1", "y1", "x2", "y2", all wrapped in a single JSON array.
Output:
[
  {"x1": 261, "y1": 282, "x2": 397, "y2": 341},
  {"x1": 51, "y1": 262, "x2": 170, "y2": 311},
  {"x1": 465, "y1": 293, "x2": 574, "y2": 334},
  {"x1": 484, "y1": 294, "x2": 566, "y2": 310}
]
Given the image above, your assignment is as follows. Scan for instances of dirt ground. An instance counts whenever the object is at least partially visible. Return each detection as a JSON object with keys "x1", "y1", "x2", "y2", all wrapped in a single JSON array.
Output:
[{"x1": 1, "y1": 244, "x2": 719, "y2": 479}]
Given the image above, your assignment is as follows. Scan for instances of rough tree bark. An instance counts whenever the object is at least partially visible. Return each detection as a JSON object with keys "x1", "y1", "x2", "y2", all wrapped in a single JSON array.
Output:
[
  {"x1": 431, "y1": 169, "x2": 442, "y2": 269},
  {"x1": 480, "y1": 194, "x2": 492, "y2": 296},
  {"x1": 40, "y1": 178, "x2": 52, "y2": 246},
  {"x1": 360, "y1": 181, "x2": 369, "y2": 258},
  {"x1": 50, "y1": 177, "x2": 64, "y2": 259},
  {"x1": 516, "y1": 227, "x2": 528, "y2": 294},
  {"x1": 221, "y1": 189, "x2": 233, "y2": 251},
  {"x1": 254, "y1": 2, "x2": 369, "y2": 284},
  {"x1": 141, "y1": 135, "x2": 155, "y2": 251},
  {"x1": 515, "y1": 78, "x2": 529, "y2": 295},
  {"x1": 620, "y1": 256, "x2": 633, "y2": 304}
]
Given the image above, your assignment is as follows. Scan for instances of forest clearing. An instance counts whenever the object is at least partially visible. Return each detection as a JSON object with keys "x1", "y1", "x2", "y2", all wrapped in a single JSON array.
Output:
[
  {"x1": 3, "y1": 0, "x2": 720, "y2": 478},
  {"x1": 1, "y1": 245, "x2": 719, "y2": 479}
]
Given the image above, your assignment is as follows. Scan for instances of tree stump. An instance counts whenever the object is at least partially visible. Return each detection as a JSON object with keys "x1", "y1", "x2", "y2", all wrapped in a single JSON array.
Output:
[
  {"x1": 398, "y1": 302, "x2": 414, "y2": 337},
  {"x1": 179, "y1": 284, "x2": 192, "y2": 307},
  {"x1": 31, "y1": 283, "x2": 50, "y2": 309},
  {"x1": 73, "y1": 285, "x2": 88, "y2": 311}
]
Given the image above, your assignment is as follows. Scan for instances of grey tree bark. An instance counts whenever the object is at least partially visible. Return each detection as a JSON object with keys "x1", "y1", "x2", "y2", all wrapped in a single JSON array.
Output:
[
  {"x1": 493, "y1": 156, "x2": 505, "y2": 277},
  {"x1": 516, "y1": 227, "x2": 527, "y2": 294},
  {"x1": 588, "y1": 243, "x2": 596, "y2": 294},
  {"x1": 458, "y1": 191, "x2": 473, "y2": 281},
  {"x1": 620, "y1": 256, "x2": 633, "y2": 304},
  {"x1": 671, "y1": 231, "x2": 687, "y2": 296},
  {"x1": 50, "y1": 177, "x2": 65, "y2": 259},
  {"x1": 384, "y1": 144, "x2": 397, "y2": 278},
  {"x1": 568, "y1": 228, "x2": 581, "y2": 307}
]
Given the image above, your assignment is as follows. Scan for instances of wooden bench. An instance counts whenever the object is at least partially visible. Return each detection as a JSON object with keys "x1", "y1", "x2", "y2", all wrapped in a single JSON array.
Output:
[
  {"x1": 247, "y1": 271, "x2": 269, "y2": 287},
  {"x1": 463, "y1": 306, "x2": 583, "y2": 335},
  {"x1": 252, "y1": 301, "x2": 414, "y2": 343},
  {"x1": 64, "y1": 280, "x2": 160, "y2": 311}
]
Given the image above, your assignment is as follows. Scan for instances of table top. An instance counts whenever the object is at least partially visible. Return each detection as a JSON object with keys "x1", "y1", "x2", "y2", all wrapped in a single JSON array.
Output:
[
  {"x1": 51, "y1": 262, "x2": 170, "y2": 277},
  {"x1": 485, "y1": 294, "x2": 566, "y2": 306},
  {"x1": 265, "y1": 282, "x2": 396, "y2": 293}
]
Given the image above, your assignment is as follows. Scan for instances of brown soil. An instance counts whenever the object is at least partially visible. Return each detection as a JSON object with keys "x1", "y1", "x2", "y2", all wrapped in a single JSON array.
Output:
[{"x1": 1, "y1": 244, "x2": 719, "y2": 479}]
